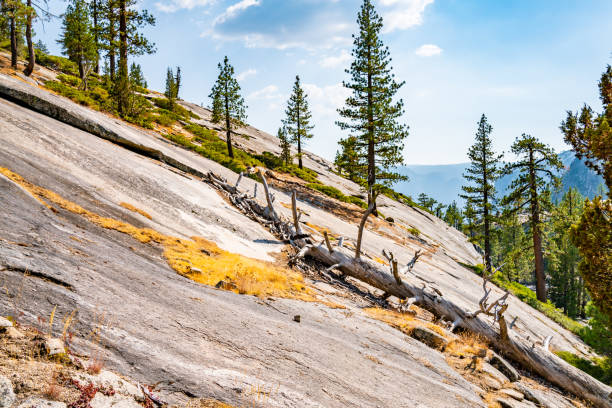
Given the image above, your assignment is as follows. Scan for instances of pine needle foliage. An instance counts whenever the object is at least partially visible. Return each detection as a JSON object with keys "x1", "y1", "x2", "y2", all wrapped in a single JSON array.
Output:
[
  {"x1": 460, "y1": 114, "x2": 503, "y2": 275},
  {"x1": 336, "y1": 0, "x2": 408, "y2": 207},
  {"x1": 278, "y1": 125, "x2": 292, "y2": 166},
  {"x1": 283, "y1": 75, "x2": 314, "y2": 169},
  {"x1": 561, "y1": 65, "x2": 612, "y2": 326},
  {"x1": 58, "y1": 0, "x2": 97, "y2": 90},
  {"x1": 209, "y1": 56, "x2": 247, "y2": 158},
  {"x1": 501, "y1": 133, "x2": 562, "y2": 302}
]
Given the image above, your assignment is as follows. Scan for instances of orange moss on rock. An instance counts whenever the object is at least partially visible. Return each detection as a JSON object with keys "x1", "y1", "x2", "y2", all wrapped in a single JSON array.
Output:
[
  {"x1": 0, "y1": 167, "x2": 311, "y2": 300},
  {"x1": 119, "y1": 202, "x2": 153, "y2": 220}
]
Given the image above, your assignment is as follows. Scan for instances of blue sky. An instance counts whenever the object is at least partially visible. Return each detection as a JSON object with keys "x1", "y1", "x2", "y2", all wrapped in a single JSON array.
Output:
[{"x1": 36, "y1": 0, "x2": 612, "y2": 164}]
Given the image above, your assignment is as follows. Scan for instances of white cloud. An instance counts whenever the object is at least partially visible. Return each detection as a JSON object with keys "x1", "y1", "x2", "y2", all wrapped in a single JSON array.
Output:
[
  {"x1": 213, "y1": 0, "x2": 261, "y2": 26},
  {"x1": 379, "y1": 0, "x2": 434, "y2": 33},
  {"x1": 155, "y1": 0, "x2": 213, "y2": 13},
  {"x1": 237, "y1": 68, "x2": 257, "y2": 81},
  {"x1": 303, "y1": 83, "x2": 350, "y2": 119},
  {"x1": 320, "y1": 50, "x2": 351, "y2": 68},
  {"x1": 415, "y1": 44, "x2": 442, "y2": 57},
  {"x1": 248, "y1": 85, "x2": 283, "y2": 100}
]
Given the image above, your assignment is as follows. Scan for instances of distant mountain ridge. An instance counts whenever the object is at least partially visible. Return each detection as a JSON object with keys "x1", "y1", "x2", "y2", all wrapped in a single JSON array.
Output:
[{"x1": 394, "y1": 150, "x2": 606, "y2": 206}]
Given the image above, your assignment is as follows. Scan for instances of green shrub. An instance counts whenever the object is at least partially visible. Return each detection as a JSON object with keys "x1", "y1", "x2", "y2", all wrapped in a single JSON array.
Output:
[
  {"x1": 280, "y1": 165, "x2": 319, "y2": 183},
  {"x1": 253, "y1": 151, "x2": 284, "y2": 169},
  {"x1": 45, "y1": 81, "x2": 99, "y2": 108},
  {"x1": 152, "y1": 97, "x2": 200, "y2": 120},
  {"x1": 555, "y1": 351, "x2": 612, "y2": 385},
  {"x1": 580, "y1": 302, "x2": 612, "y2": 356},
  {"x1": 56, "y1": 73, "x2": 81, "y2": 87},
  {"x1": 36, "y1": 52, "x2": 78, "y2": 75},
  {"x1": 306, "y1": 183, "x2": 367, "y2": 209},
  {"x1": 407, "y1": 227, "x2": 421, "y2": 237},
  {"x1": 167, "y1": 124, "x2": 264, "y2": 175}
]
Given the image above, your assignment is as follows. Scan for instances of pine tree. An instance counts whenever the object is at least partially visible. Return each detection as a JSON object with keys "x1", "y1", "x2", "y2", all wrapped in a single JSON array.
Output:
[
  {"x1": 58, "y1": 0, "x2": 97, "y2": 90},
  {"x1": 283, "y1": 75, "x2": 314, "y2": 169},
  {"x1": 278, "y1": 125, "x2": 291, "y2": 166},
  {"x1": 561, "y1": 64, "x2": 612, "y2": 326},
  {"x1": 164, "y1": 67, "x2": 176, "y2": 107},
  {"x1": 4, "y1": 0, "x2": 25, "y2": 68},
  {"x1": 443, "y1": 201, "x2": 464, "y2": 230},
  {"x1": 209, "y1": 56, "x2": 247, "y2": 159},
  {"x1": 334, "y1": 135, "x2": 363, "y2": 183},
  {"x1": 501, "y1": 134, "x2": 562, "y2": 302},
  {"x1": 129, "y1": 62, "x2": 146, "y2": 88},
  {"x1": 463, "y1": 200, "x2": 478, "y2": 241},
  {"x1": 460, "y1": 114, "x2": 503, "y2": 275},
  {"x1": 547, "y1": 188, "x2": 585, "y2": 318},
  {"x1": 115, "y1": 0, "x2": 155, "y2": 115},
  {"x1": 22, "y1": 0, "x2": 34, "y2": 75},
  {"x1": 175, "y1": 66, "x2": 181, "y2": 99},
  {"x1": 336, "y1": 0, "x2": 408, "y2": 208},
  {"x1": 493, "y1": 209, "x2": 531, "y2": 283},
  {"x1": 89, "y1": 0, "x2": 101, "y2": 74}
]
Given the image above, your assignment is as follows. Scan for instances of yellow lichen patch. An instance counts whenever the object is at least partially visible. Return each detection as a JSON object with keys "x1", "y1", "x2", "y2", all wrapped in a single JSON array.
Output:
[
  {"x1": 364, "y1": 307, "x2": 449, "y2": 338},
  {"x1": 164, "y1": 236, "x2": 311, "y2": 299},
  {"x1": 119, "y1": 202, "x2": 153, "y2": 220},
  {"x1": 373, "y1": 256, "x2": 389, "y2": 266},
  {"x1": 0, "y1": 167, "x2": 312, "y2": 300},
  {"x1": 305, "y1": 222, "x2": 331, "y2": 235}
]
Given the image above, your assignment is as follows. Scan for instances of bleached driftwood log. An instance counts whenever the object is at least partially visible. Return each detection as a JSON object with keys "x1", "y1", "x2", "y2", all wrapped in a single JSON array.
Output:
[{"x1": 207, "y1": 169, "x2": 612, "y2": 408}]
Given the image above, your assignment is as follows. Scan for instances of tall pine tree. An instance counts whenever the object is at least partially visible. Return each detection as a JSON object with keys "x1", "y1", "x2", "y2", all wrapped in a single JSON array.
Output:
[
  {"x1": 501, "y1": 133, "x2": 562, "y2": 302},
  {"x1": 209, "y1": 56, "x2": 247, "y2": 159},
  {"x1": 336, "y1": 0, "x2": 408, "y2": 208},
  {"x1": 58, "y1": 0, "x2": 97, "y2": 90},
  {"x1": 283, "y1": 75, "x2": 313, "y2": 169},
  {"x1": 460, "y1": 114, "x2": 503, "y2": 275},
  {"x1": 115, "y1": 0, "x2": 155, "y2": 115}
]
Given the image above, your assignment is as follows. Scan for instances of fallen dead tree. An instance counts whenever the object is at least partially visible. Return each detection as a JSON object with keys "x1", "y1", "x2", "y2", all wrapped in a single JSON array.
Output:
[{"x1": 206, "y1": 169, "x2": 612, "y2": 408}]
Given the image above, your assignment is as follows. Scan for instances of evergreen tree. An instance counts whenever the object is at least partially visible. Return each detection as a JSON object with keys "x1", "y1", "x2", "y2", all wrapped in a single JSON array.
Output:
[
  {"x1": 334, "y1": 135, "x2": 363, "y2": 183},
  {"x1": 278, "y1": 125, "x2": 291, "y2": 166},
  {"x1": 283, "y1": 75, "x2": 314, "y2": 169},
  {"x1": 115, "y1": 0, "x2": 155, "y2": 115},
  {"x1": 463, "y1": 200, "x2": 478, "y2": 241},
  {"x1": 209, "y1": 56, "x2": 247, "y2": 158},
  {"x1": 501, "y1": 134, "x2": 562, "y2": 302},
  {"x1": 164, "y1": 67, "x2": 176, "y2": 107},
  {"x1": 547, "y1": 188, "x2": 586, "y2": 318},
  {"x1": 460, "y1": 114, "x2": 503, "y2": 274},
  {"x1": 22, "y1": 0, "x2": 34, "y2": 75},
  {"x1": 493, "y1": 209, "x2": 532, "y2": 283},
  {"x1": 561, "y1": 64, "x2": 612, "y2": 326},
  {"x1": 443, "y1": 201, "x2": 463, "y2": 230},
  {"x1": 129, "y1": 62, "x2": 146, "y2": 88},
  {"x1": 89, "y1": 0, "x2": 101, "y2": 74},
  {"x1": 175, "y1": 66, "x2": 181, "y2": 99},
  {"x1": 34, "y1": 39, "x2": 48, "y2": 53},
  {"x1": 336, "y1": 0, "x2": 408, "y2": 208},
  {"x1": 4, "y1": 0, "x2": 25, "y2": 68},
  {"x1": 417, "y1": 193, "x2": 436, "y2": 211},
  {"x1": 58, "y1": 0, "x2": 97, "y2": 90}
]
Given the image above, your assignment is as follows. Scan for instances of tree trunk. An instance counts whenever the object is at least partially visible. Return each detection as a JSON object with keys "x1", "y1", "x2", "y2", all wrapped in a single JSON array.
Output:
[
  {"x1": 224, "y1": 87, "x2": 233, "y2": 158},
  {"x1": 528, "y1": 147, "x2": 547, "y2": 302},
  {"x1": 93, "y1": 0, "x2": 100, "y2": 74},
  {"x1": 10, "y1": 15, "x2": 17, "y2": 68},
  {"x1": 23, "y1": 0, "x2": 35, "y2": 76},
  {"x1": 78, "y1": 61, "x2": 86, "y2": 90},
  {"x1": 297, "y1": 104, "x2": 302, "y2": 169},
  {"x1": 117, "y1": 0, "x2": 128, "y2": 115},
  {"x1": 108, "y1": 6, "x2": 116, "y2": 81},
  {"x1": 296, "y1": 243, "x2": 612, "y2": 408}
]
